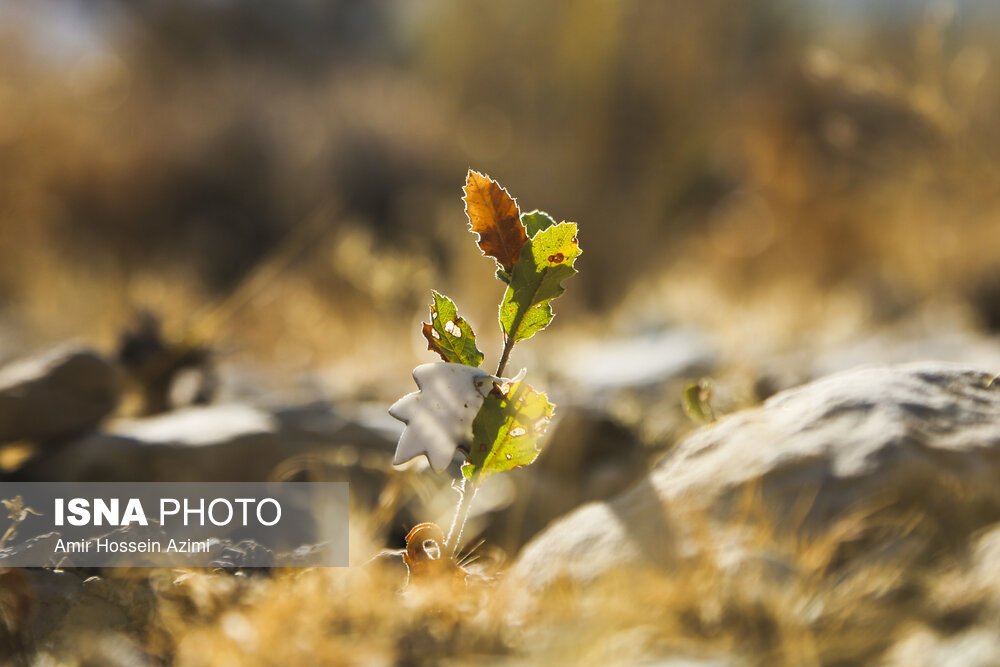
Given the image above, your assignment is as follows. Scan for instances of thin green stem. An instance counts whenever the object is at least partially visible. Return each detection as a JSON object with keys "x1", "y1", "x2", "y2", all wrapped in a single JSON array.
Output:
[
  {"x1": 448, "y1": 297, "x2": 519, "y2": 559},
  {"x1": 496, "y1": 334, "x2": 515, "y2": 378},
  {"x1": 444, "y1": 477, "x2": 478, "y2": 558}
]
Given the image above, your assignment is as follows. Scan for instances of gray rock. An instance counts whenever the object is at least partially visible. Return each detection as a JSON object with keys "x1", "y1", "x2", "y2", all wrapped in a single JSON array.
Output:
[
  {"x1": 511, "y1": 363, "x2": 1000, "y2": 590},
  {"x1": 15, "y1": 404, "x2": 284, "y2": 481},
  {"x1": 555, "y1": 329, "x2": 715, "y2": 397},
  {"x1": 0, "y1": 345, "x2": 118, "y2": 443},
  {"x1": 14, "y1": 401, "x2": 402, "y2": 486},
  {"x1": 272, "y1": 401, "x2": 399, "y2": 456}
]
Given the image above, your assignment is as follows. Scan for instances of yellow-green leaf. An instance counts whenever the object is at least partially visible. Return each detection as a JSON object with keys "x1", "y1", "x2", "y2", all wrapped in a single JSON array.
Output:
[
  {"x1": 682, "y1": 380, "x2": 717, "y2": 424},
  {"x1": 499, "y1": 222, "x2": 581, "y2": 343},
  {"x1": 463, "y1": 380, "x2": 554, "y2": 481},
  {"x1": 521, "y1": 210, "x2": 556, "y2": 238}
]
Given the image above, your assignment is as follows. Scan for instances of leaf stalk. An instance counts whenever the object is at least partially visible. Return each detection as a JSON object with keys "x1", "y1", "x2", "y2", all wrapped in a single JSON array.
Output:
[{"x1": 444, "y1": 477, "x2": 478, "y2": 558}]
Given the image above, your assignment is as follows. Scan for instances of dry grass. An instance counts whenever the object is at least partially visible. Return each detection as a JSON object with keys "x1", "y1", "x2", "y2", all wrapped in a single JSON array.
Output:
[{"x1": 13, "y1": 493, "x2": 991, "y2": 667}]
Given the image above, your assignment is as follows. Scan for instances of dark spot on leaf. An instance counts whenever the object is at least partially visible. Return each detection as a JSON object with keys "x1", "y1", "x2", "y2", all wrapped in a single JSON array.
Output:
[
  {"x1": 548, "y1": 253, "x2": 565, "y2": 264},
  {"x1": 479, "y1": 443, "x2": 488, "y2": 452},
  {"x1": 463, "y1": 403, "x2": 468, "y2": 408}
]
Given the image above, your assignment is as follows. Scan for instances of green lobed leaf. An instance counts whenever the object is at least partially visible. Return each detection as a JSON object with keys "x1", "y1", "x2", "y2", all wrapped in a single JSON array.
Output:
[
  {"x1": 462, "y1": 380, "x2": 554, "y2": 481},
  {"x1": 498, "y1": 222, "x2": 581, "y2": 344},
  {"x1": 521, "y1": 210, "x2": 556, "y2": 238},
  {"x1": 421, "y1": 290, "x2": 484, "y2": 367}
]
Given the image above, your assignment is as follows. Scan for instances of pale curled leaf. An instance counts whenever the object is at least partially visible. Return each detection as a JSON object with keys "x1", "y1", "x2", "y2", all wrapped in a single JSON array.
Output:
[
  {"x1": 463, "y1": 170, "x2": 526, "y2": 275},
  {"x1": 2, "y1": 496, "x2": 41, "y2": 522},
  {"x1": 682, "y1": 380, "x2": 717, "y2": 424},
  {"x1": 421, "y1": 290, "x2": 484, "y2": 367},
  {"x1": 389, "y1": 363, "x2": 496, "y2": 472}
]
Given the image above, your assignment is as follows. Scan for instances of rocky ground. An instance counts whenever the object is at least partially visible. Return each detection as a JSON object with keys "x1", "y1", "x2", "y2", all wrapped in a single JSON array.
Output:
[{"x1": 2, "y1": 310, "x2": 1000, "y2": 665}]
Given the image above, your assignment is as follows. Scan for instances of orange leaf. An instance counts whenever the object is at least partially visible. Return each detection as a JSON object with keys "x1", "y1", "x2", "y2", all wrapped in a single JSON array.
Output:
[{"x1": 463, "y1": 170, "x2": 526, "y2": 273}]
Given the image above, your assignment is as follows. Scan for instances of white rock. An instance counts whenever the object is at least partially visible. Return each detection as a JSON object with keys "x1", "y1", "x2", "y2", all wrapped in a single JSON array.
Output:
[
  {"x1": 511, "y1": 363, "x2": 1000, "y2": 589},
  {"x1": 882, "y1": 628, "x2": 1000, "y2": 667},
  {"x1": 16, "y1": 404, "x2": 281, "y2": 481},
  {"x1": 111, "y1": 403, "x2": 275, "y2": 446}
]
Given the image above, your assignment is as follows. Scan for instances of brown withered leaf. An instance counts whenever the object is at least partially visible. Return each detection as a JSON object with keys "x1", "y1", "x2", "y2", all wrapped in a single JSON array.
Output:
[{"x1": 463, "y1": 170, "x2": 526, "y2": 274}]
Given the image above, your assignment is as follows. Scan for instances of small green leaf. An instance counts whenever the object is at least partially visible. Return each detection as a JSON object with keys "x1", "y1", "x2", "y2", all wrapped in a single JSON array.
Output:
[
  {"x1": 682, "y1": 380, "x2": 717, "y2": 424},
  {"x1": 463, "y1": 380, "x2": 554, "y2": 481},
  {"x1": 499, "y1": 222, "x2": 581, "y2": 344},
  {"x1": 421, "y1": 290, "x2": 484, "y2": 367},
  {"x1": 521, "y1": 210, "x2": 556, "y2": 238}
]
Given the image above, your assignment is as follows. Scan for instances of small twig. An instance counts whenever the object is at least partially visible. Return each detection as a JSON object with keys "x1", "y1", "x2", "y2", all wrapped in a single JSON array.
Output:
[
  {"x1": 0, "y1": 524, "x2": 17, "y2": 550},
  {"x1": 0, "y1": 496, "x2": 41, "y2": 549},
  {"x1": 458, "y1": 554, "x2": 481, "y2": 569},
  {"x1": 456, "y1": 537, "x2": 485, "y2": 567}
]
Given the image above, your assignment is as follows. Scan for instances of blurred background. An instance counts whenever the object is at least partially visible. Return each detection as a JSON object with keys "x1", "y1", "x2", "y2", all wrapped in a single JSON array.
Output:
[
  {"x1": 4, "y1": 2, "x2": 1000, "y2": 662},
  {"x1": 2, "y1": 0, "x2": 1000, "y2": 400}
]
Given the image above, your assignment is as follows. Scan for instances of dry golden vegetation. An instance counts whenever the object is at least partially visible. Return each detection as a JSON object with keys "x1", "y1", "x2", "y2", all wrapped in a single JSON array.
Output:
[{"x1": 18, "y1": 495, "x2": 982, "y2": 666}]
